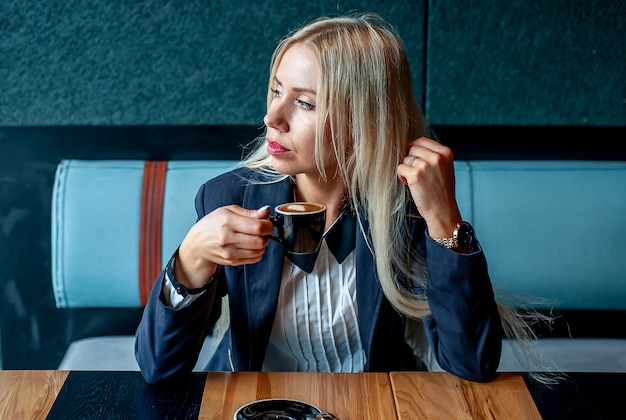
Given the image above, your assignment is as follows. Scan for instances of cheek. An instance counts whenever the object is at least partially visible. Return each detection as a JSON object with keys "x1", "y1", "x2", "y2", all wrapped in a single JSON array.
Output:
[{"x1": 297, "y1": 118, "x2": 317, "y2": 153}]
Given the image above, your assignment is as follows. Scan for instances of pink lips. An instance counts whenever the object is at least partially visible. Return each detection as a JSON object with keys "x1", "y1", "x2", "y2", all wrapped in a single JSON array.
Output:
[{"x1": 267, "y1": 139, "x2": 290, "y2": 155}]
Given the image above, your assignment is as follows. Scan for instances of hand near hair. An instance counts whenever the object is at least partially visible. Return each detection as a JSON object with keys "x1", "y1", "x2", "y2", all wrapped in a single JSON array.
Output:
[
  {"x1": 397, "y1": 137, "x2": 463, "y2": 239},
  {"x1": 175, "y1": 205, "x2": 274, "y2": 289}
]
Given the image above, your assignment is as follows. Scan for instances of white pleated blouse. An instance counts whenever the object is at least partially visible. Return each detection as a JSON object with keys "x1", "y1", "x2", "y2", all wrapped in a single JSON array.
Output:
[{"x1": 261, "y1": 240, "x2": 366, "y2": 372}]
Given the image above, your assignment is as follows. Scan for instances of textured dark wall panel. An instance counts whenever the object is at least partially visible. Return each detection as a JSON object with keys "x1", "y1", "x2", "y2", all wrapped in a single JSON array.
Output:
[
  {"x1": 427, "y1": 0, "x2": 626, "y2": 125},
  {"x1": 0, "y1": 0, "x2": 424, "y2": 125},
  {"x1": 2, "y1": 1, "x2": 623, "y2": 126}
]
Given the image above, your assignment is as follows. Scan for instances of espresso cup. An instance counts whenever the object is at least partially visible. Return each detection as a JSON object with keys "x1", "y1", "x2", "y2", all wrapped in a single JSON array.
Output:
[{"x1": 268, "y1": 202, "x2": 326, "y2": 255}]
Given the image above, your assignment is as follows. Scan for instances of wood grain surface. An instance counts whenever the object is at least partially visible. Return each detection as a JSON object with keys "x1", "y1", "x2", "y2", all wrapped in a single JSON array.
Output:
[
  {"x1": 199, "y1": 371, "x2": 396, "y2": 419},
  {"x1": 0, "y1": 370, "x2": 574, "y2": 419},
  {"x1": 0, "y1": 370, "x2": 68, "y2": 420},
  {"x1": 390, "y1": 372, "x2": 541, "y2": 420}
]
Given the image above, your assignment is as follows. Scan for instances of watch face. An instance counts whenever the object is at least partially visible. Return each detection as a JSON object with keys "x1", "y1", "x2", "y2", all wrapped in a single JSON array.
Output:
[{"x1": 456, "y1": 222, "x2": 474, "y2": 247}]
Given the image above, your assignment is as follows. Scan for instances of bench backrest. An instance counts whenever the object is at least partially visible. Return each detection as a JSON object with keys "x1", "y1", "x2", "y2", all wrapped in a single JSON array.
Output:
[
  {"x1": 455, "y1": 160, "x2": 626, "y2": 310},
  {"x1": 51, "y1": 159, "x2": 626, "y2": 310},
  {"x1": 51, "y1": 159, "x2": 237, "y2": 308}
]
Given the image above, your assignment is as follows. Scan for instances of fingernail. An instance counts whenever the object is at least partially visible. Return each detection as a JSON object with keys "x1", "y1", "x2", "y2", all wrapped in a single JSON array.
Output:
[{"x1": 257, "y1": 205, "x2": 271, "y2": 213}]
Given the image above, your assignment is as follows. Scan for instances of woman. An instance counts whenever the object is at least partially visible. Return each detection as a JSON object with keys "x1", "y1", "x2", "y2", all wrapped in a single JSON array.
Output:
[{"x1": 135, "y1": 12, "x2": 511, "y2": 384}]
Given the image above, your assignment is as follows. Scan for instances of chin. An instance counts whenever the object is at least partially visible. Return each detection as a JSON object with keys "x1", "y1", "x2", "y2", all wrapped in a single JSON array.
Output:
[{"x1": 270, "y1": 160, "x2": 300, "y2": 176}]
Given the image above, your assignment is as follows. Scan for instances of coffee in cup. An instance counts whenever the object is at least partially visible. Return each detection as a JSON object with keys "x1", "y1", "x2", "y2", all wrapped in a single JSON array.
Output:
[{"x1": 268, "y1": 202, "x2": 326, "y2": 254}]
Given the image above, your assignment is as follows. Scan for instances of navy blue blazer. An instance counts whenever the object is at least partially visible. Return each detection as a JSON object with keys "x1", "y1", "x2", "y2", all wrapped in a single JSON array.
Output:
[{"x1": 135, "y1": 168, "x2": 502, "y2": 384}]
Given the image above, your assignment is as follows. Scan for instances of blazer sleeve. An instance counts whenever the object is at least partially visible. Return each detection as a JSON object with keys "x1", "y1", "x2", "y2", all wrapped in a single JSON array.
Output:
[
  {"x1": 135, "y1": 176, "x2": 237, "y2": 384},
  {"x1": 134, "y1": 266, "x2": 220, "y2": 384},
  {"x1": 422, "y1": 235, "x2": 503, "y2": 382}
]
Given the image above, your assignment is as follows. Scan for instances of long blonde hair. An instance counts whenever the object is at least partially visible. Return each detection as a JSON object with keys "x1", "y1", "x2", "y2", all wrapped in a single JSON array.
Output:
[
  {"x1": 245, "y1": 12, "x2": 430, "y2": 315},
  {"x1": 243, "y1": 13, "x2": 553, "y2": 377}
]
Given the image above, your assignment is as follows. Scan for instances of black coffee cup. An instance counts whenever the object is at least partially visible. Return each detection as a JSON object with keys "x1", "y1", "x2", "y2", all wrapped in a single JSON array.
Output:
[{"x1": 268, "y1": 202, "x2": 326, "y2": 255}]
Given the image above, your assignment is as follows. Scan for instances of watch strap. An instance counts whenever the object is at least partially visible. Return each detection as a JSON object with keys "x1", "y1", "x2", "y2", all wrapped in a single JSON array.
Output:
[
  {"x1": 432, "y1": 222, "x2": 474, "y2": 251},
  {"x1": 166, "y1": 253, "x2": 212, "y2": 297},
  {"x1": 433, "y1": 236, "x2": 458, "y2": 249}
]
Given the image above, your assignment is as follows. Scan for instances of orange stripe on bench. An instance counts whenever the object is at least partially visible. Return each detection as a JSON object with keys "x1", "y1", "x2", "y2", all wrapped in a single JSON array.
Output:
[{"x1": 139, "y1": 161, "x2": 168, "y2": 306}]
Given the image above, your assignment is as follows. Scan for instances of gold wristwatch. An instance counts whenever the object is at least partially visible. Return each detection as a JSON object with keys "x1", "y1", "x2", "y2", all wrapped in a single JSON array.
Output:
[{"x1": 433, "y1": 222, "x2": 474, "y2": 251}]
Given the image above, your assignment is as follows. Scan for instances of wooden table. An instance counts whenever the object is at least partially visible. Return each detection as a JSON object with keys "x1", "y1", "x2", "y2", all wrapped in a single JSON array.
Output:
[
  {"x1": 200, "y1": 372, "x2": 394, "y2": 418},
  {"x1": 1, "y1": 370, "x2": 624, "y2": 419},
  {"x1": 390, "y1": 372, "x2": 541, "y2": 419},
  {"x1": 0, "y1": 370, "x2": 68, "y2": 419},
  {"x1": 0, "y1": 370, "x2": 394, "y2": 419}
]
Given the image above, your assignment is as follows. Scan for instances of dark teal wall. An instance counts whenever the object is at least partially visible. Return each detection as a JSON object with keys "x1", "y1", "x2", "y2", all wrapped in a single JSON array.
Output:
[
  {"x1": 2, "y1": 1, "x2": 623, "y2": 126},
  {"x1": 0, "y1": 0, "x2": 424, "y2": 125},
  {"x1": 427, "y1": 0, "x2": 625, "y2": 125}
]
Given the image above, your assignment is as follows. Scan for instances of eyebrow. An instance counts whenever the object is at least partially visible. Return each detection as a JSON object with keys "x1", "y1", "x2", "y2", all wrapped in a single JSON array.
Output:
[{"x1": 273, "y1": 76, "x2": 316, "y2": 96}]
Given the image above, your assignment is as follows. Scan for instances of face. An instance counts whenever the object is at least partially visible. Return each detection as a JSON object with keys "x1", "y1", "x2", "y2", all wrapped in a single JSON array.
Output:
[{"x1": 263, "y1": 43, "x2": 328, "y2": 177}]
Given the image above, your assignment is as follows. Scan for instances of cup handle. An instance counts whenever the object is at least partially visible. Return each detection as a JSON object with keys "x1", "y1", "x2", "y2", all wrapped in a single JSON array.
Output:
[{"x1": 266, "y1": 215, "x2": 281, "y2": 243}]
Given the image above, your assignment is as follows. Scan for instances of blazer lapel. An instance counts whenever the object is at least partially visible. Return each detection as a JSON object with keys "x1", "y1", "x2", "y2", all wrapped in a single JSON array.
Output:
[{"x1": 354, "y1": 210, "x2": 384, "y2": 369}]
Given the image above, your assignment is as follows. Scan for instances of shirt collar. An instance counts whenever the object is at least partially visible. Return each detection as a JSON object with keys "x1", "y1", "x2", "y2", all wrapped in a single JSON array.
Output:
[{"x1": 285, "y1": 206, "x2": 356, "y2": 273}]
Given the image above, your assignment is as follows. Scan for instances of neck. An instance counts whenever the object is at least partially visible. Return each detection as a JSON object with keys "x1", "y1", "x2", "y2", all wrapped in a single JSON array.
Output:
[{"x1": 294, "y1": 175, "x2": 347, "y2": 230}]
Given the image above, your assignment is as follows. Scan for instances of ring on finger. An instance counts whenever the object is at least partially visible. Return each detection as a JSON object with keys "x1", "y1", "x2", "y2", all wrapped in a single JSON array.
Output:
[{"x1": 407, "y1": 156, "x2": 417, "y2": 167}]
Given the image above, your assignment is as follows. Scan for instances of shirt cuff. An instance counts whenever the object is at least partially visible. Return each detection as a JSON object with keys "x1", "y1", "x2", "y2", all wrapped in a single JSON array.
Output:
[{"x1": 162, "y1": 255, "x2": 207, "y2": 310}]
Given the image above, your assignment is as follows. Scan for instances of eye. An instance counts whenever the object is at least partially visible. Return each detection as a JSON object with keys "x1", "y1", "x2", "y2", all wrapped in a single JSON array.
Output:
[
  {"x1": 296, "y1": 99, "x2": 316, "y2": 111},
  {"x1": 270, "y1": 88, "x2": 282, "y2": 98}
]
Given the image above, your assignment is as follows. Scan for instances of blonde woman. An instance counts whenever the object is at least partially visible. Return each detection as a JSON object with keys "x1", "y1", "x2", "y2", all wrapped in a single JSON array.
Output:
[{"x1": 136, "y1": 12, "x2": 516, "y2": 384}]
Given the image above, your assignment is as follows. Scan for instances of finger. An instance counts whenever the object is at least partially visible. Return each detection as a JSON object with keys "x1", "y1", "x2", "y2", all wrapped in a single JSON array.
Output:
[
  {"x1": 211, "y1": 247, "x2": 267, "y2": 267},
  {"x1": 227, "y1": 230, "x2": 271, "y2": 250},
  {"x1": 398, "y1": 153, "x2": 433, "y2": 186},
  {"x1": 205, "y1": 205, "x2": 274, "y2": 238},
  {"x1": 215, "y1": 243, "x2": 268, "y2": 261},
  {"x1": 255, "y1": 204, "x2": 271, "y2": 217},
  {"x1": 408, "y1": 136, "x2": 446, "y2": 152},
  {"x1": 226, "y1": 204, "x2": 271, "y2": 219},
  {"x1": 407, "y1": 137, "x2": 454, "y2": 162},
  {"x1": 201, "y1": 227, "x2": 270, "y2": 267},
  {"x1": 397, "y1": 163, "x2": 413, "y2": 185},
  {"x1": 403, "y1": 155, "x2": 418, "y2": 167}
]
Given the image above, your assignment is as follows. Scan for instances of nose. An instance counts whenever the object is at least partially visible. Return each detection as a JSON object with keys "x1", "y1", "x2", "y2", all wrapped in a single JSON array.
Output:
[{"x1": 263, "y1": 101, "x2": 289, "y2": 132}]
